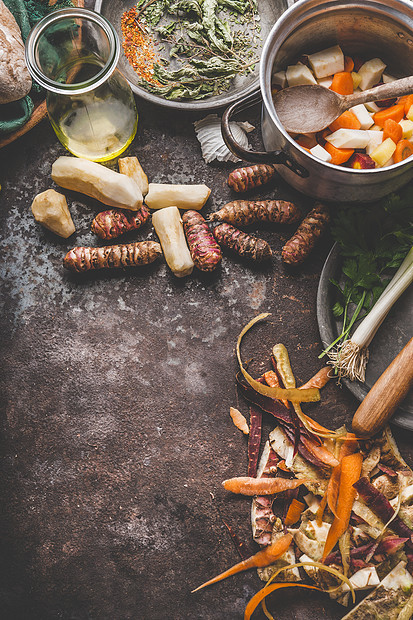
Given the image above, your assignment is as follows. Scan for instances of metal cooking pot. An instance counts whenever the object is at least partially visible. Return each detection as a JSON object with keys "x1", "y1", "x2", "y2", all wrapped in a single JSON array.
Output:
[{"x1": 222, "y1": 0, "x2": 413, "y2": 203}]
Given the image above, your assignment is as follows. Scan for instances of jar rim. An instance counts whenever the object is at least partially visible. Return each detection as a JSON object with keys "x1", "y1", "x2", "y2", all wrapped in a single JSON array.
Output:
[{"x1": 25, "y1": 8, "x2": 120, "y2": 96}]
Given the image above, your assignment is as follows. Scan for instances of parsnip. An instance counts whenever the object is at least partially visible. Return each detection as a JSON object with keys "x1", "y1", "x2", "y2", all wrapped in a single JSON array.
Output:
[
  {"x1": 51, "y1": 156, "x2": 143, "y2": 211},
  {"x1": 145, "y1": 183, "x2": 211, "y2": 210},
  {"x1": 118, "y1": 156, "x2": 149, "y2": 196},
  {"x1": 31, "y1": 189, "x2": 75, "y2": 238},
  {"x1": 152, "y1": 206, "x2": 194, "y2": 277}
]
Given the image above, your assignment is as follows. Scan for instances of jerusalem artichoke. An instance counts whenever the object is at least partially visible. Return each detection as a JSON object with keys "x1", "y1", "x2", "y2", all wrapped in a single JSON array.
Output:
[
  {"x1": 31, "y1": 189, "x2": 75, "y2": 238},
  {"x1": 145, "y1": 183, "x2": 211, "y2": 210},
  {"x1": 152, "y1": 206, "x2": 194, "y2": 277},
  {"x1": 51, "y1": 156, "x2": 143, "y2": 210},
  {"x1": 182, "y1": 210, "x2": 222, "y2": 272},
  {"x1": 282, "y1": 203, "x2": 330, "y2": 265},
  {"x1": 213, "y1": 223, "x2": 272, "y2": 262},
  {"x1": 228, "y1": 164, "x2": 276, "y2": 192},
  {"x1": 209, "y1": 200, "x2": 301, "y2": 227},
  {"x1": 118, "y1": 156, "x2": 149, "y2": 196},
  {"x1": 91, "y1": 206, "x2": 150, "y2": 240},
  {"x1": 63, "y1": 241, "x2": 161, "y2": 272}
]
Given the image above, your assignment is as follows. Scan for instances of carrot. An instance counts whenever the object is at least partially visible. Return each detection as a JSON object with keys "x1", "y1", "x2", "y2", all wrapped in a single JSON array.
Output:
[
  {"x1": 316, "y1": 491, "x2": 328, "y2": 527},
  {"x1": 344, "y1": 56, "x2": 354, "y2": 72},
  {"x1": 299, "y1": 367, "x2": 332, "y2": 390},
  {"x1": 213, "y1": 223, "x2": 272, "y2": 262},
  {"x1": 300, "y1": 435, "x2": 339, "y2": 468},
  {"x1": 330, "y1": 71, "x2": 353, "y2": 95},
  {"x1": 263, "y1": 370, "x2": 289, "y2": 408},
  {"x1": 329, "y1": 110, "x2": 361, "y2": 132},
  {"x1": 323, "y1": 433, "x2": 359, "y2": 522},
  {"x1": 284, "y1": 498, "x2": 306, "y2": 526},
  {"x1": 182, "y1": 210, "x2": 222, "y2": 272},
  {"x1": 398, "y1": 94, "x2": 413, "y2": 115},
  {"x1": 192, "y1": 533, "x2": 293, "y2": 592},
  {"x1": 228, "y1": 164, "x2": 276, "y2": 192},
  {"x1": 91, "y1": 206, "x2": 150, "y2": 240},
  {"x1": 222, "y1": 476, "x2": 307, "y2": 496},
  {"x1": 383, "y1": 118, "x2": 403, "y2": 144},
  {"x1": 229, "y1": 407, "x2": 249, "y2": 435},
  {"x1": 394, "y1": 139, "x2": 413, "y2": 163},
  {"x1": 244, "y1": 583, "x2": 321, "y2": 620},
  {"x1": 321, "y1": 452, "x2": 363, "y2": 561},
  {"x1": 63, "y1": 241, "x2": 162, "y2": 272},
  {"x1": 324, "y1": 142, "x2": 354, "y2": 165},
  {"x1": 373, "y1": 104, "x2": 405, "y2": 127}
]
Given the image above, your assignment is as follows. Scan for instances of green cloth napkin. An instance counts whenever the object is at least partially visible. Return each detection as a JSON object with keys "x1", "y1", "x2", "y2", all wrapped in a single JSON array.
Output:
[{"x1": 0, "y1": 0, "x2": 74, "y2": 136}]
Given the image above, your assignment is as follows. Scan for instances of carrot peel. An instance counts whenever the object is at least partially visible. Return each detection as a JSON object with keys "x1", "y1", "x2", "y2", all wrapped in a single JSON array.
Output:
[
  {"x1": 244, "y1": 583, "x2": 321, "y2": 620},
  {"x1": 284, "y1": 499, "x2": 306, "y2": 526},
  {"x1": 192, "y1": 533, "x2": 293, "y2": 593}
]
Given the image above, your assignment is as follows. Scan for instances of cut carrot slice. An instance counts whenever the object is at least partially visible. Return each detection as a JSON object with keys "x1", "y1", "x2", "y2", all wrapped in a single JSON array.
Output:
[
  {"x1": 383, "y1": 118, "x2": 403, "y2": 144},
  {"x1": 373, "y1": 104, "x2": 405, "y2": 127},
  {"x1": 344, "y1": 56, "x2": 354, "y2": 72},
  {"x1": 330, "y1": 71, "x2": 353, "y2": 95},
  {"x1": 329, "y1": 110, "x2": 361, "y2": 132},
  {"x1": 398, "y1": 94, "x2": 413, "y2": 115},
  {"x1": 394, "y1": 139, "x2": 413, "y2": 163},
  {"x1": 284, "y1": 499, "x2": 306, "y2": 526},
  {"x1": 324, "y1": 142, "x2": 354, "y2": 165}
]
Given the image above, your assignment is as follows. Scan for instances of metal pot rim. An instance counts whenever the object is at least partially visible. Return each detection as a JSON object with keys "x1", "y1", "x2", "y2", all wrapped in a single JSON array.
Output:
[{"x1": 259, "y1": 0, "x2": 413, "y2": 174}]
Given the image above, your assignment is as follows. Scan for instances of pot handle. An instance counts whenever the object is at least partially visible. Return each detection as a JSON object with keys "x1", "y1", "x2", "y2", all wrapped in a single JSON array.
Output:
[{"x1": 221, "y1": 89, "x2": 309, "y2": 178}]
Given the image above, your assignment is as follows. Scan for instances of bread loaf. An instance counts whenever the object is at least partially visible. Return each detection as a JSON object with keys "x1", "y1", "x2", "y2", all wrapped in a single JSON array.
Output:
[{"x1": 0, "y1": 0, "x2": 32, "y2": 104}]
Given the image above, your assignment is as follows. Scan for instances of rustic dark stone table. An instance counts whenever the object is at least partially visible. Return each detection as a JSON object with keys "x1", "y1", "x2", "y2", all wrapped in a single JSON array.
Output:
[{"x1": 1, "y1": 22, "x2": 412, "y2": 620}]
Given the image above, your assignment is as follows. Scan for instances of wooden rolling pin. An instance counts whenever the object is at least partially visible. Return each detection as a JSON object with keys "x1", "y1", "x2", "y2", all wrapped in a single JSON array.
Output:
[{"x1": 352, "y1": 336, "x2": 413, "y2": 437}]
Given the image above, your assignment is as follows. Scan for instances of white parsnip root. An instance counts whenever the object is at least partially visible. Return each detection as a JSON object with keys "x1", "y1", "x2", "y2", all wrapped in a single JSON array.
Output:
[
  {"x1": 51, "y1": 156, "x2": 143, "y2": 210},
  {"x1": 145, "y1": 183, "x2": 211, "y2": 210},
  {"x1": 152, "y1": 206, "x2": 194, "y2": 277},
  {"x1": 31, "y1": 189, "x2": 75, "y2": 238},
  {"x1": 118, "y1": 156, "x2": 149, "y2": 196}
]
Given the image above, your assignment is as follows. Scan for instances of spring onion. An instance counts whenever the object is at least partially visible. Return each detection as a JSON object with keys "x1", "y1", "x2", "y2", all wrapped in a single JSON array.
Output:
[{"x1": 327, "y1": 246, "x2": 413, "y2": 381}]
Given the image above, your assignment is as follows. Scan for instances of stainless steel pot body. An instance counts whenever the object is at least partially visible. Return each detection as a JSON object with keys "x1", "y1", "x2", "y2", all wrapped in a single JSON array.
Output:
[{"x1": 224, "y1": 0, "x2": 413, "y2": 203}]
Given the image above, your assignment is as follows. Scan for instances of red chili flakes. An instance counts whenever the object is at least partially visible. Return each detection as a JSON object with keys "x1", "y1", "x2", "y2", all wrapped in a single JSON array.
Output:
[{"x1": 121, "y1": 7, "x2": 160, "y2": 84}]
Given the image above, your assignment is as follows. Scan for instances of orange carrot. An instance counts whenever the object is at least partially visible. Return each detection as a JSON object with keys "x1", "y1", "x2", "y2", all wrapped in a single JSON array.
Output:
[
  {"x1": 394, "y1": 139, "x2": 413, "y2": 163},
  {"x1": 316, "y1": 491, "x2": 328, "y2": 527},
  {"x1": 324, "y1": 142, "x2": 354, "y2": 165},
  {"x1": 277, "y1": 460, "x2": 290, "y2": 472},
  {"x1": 326, "y1": 433, "x2": 359, "y2": 520},
  {"x1": 302, "y1": 414, "x2": 333, "y2": 435},
  {"x1": 299, "y1": 367, "x2": 332, "y2": 390},
  {"x1": 383, "y1": 118, "x2": 403, "y2": 143},
  {"x1": 284, "y1": 499, "x2": 306, "y2": 526},
  {"x1": 329, "y1": 110, "x2": 361, "y2": 132},
  {"x1": 398, "y1": 94, "x2": 413, "y2": 115},
  {"x1": 373, "y1": 104, "x2": 405, "y2": 127},
  {"x1": 192, "y1": 533, "x2": 293, "y2": 592},
  {"x1": 344, "y1": 56, "x2": 354, "y2": 72},
  {"x1": 244, "y1": 583, "x2": 321, "y2": 620},
  {"x1": 229, "y1": 407, "x2": 249, "y2": 435},
  {"x1": 330, "y1": 71, "x2": 353, "y2": 95},
  {"x1": 321, "y1": 452, "x2": 363, "y2": 561},
  {"x1": 263, "y1": 370, "x2": 289, "y2": 408},
  {"x1": 222, "y1": 476, "x2": 306, "y2": 496},
  {"x1": 300, "y1": 436, "x2": 339, "y2": 468}
]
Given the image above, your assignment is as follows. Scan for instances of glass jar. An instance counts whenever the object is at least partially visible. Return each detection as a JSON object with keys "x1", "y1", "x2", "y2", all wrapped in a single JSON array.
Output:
[{"x1": 25, "y1": 8, "x2": 138, "y2": 162}]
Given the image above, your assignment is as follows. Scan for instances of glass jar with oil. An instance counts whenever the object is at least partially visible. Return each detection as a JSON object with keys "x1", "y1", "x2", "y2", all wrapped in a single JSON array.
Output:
[{"x1": 25, "y1": 8, "x2": 137, "y2": 162}]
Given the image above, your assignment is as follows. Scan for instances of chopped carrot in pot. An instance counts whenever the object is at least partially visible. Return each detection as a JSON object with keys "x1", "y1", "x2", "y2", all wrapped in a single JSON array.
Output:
[
  {"x1": 324, "y1": 142, "x2": 354, "y2": 165},
  {"x1": 330, "y1": 71, "x2": 353, "y2": 95},
  {"x1": 329, "y1": 110, "x2": 361, "y2": 132},
  {"x1": 383, "y1": 118, "x2": 403, "y2": 143},
  {"x1": 373, "y1": 104, "x2": 405, "y2": 127},
  {"x1": 344, "y1": 56, "x2": 354, "y2": 72},
  {"x1": 394, "y1": 139, "x2": 413, "y2": 163}
]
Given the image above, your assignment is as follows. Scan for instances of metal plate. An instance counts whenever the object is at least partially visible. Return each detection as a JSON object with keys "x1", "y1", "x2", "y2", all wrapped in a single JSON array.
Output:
[
  {"x1": 94, "y1": 0, "x2": 288, "y2": 110},
  {"x1": 317, "y1": 243, "x2": 413, "y2": 431}
]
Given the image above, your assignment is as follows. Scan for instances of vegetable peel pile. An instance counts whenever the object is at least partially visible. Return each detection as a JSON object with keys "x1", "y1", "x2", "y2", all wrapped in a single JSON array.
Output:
[{"x1": 194, "y1": 315, "x2": 413, "y2": 619}]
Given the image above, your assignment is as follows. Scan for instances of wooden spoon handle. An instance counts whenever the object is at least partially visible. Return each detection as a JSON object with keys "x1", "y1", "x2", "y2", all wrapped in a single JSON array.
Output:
[
  {"x1": 352, "y1": 337, "x2": 413, "y2": 437},
  {"x1": 345, "y1": 76, "x2": 413, "y2": 109}
]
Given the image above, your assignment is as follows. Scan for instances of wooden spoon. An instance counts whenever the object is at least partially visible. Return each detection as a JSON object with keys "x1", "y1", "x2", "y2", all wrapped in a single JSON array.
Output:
[
  {"x1": 352, "y1": 337, "x2": 413, "y2": 437},
  {"x1": 272, "y1": 76, "x2": 413, "y2": 134}
]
